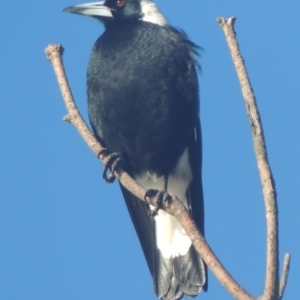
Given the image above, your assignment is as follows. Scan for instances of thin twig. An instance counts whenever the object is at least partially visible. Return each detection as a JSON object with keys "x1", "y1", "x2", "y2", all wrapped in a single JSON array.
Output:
[
  {"x1": 217, "y1": 17, "x2": 289, "y2": 300},
  {"x1": 279, "y1": 254, "x2": 291, "y2": 299},
  {"x1": 45, "y1": 44, "x2": 255, "y2": 300}
]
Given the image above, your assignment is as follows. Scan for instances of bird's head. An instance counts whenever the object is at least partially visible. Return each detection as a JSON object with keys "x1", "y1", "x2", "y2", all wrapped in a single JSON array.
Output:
[{"x1": 64, "y1": 0, "x2": 168, "y2": 26}]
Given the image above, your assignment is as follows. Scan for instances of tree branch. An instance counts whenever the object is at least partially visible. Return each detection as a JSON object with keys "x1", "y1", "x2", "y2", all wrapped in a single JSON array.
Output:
[
  {"x1": 45, "y1": 43, "x2": 255, "y2": 300},
  {"x1": 217, "y1": 17, "x2": 291, "y2": 300},
  {"x1": 279, "y1": 253, "x2": 291, "y2": 300}
]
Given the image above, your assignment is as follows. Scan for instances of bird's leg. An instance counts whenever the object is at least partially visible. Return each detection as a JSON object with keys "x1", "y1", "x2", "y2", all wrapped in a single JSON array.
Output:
[
  {"x1": 164, "y1": 175, "x2": 169, "y2": 191},
  {"x1": 98, "y1": 148, "x2": 123, "y2": 183},
  {"x1": 145, "y1": 174, "x2": 171, "y2": 217}
]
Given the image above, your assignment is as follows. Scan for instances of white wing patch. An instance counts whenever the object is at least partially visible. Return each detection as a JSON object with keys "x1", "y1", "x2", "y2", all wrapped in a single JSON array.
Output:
[
  {"x1": 140, "y1": 0, "x2": 169, "y2": 26},
  {"x1": 135, "y1": 148, "x2": 193, "y2": 259}
]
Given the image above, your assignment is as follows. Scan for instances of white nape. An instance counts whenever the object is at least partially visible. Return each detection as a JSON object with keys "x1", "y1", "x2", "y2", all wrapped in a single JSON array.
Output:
[
  {"x1": 135, "y1": 148, "x2": 193, "y2": 259},
  {"x1": 140, "y1": 0, "x2": 169, "y2": 26}
]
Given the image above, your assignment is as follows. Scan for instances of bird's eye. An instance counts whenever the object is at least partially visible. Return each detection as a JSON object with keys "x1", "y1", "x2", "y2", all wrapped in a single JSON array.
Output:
[{"x1": 116, "y1": 0, "x2": 126, "y2": 7}]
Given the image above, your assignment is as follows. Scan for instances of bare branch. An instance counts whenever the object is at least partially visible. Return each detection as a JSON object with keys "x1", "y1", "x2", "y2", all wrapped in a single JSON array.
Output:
[
  {"x1": 279, "y1": 254, "x2": 291, "y2": 299},
  {"x1": 216, "y1": 17, "x2": 288, "y2": 300},
  {"x1": 45, "y1": 44, "x2": 255, "y2": 300}
]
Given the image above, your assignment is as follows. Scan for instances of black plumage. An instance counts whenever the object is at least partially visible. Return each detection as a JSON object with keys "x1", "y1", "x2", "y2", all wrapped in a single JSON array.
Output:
[
  {"x1": 64, "y1": 1, "x2": 207, "y2": 299},
  {"x1": 88, "y1": 22, "x2": 198, "y2": 175}
]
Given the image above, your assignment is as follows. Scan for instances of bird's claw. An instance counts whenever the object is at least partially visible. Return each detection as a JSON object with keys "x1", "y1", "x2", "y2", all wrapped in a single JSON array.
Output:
[
  {"x1": 144, "y1": 189, "x2": 159, "y2": 200},
  {"x1": 145, "y1": 189, "x2": 171, "y2": 217},
  {"x1": 98, "y1": 148, "x2": 123, "y2": 183}
]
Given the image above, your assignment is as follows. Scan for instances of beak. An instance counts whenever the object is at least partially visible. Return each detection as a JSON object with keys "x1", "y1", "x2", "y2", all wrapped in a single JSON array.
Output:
[{"x1": 63, "y1": 1, "x2": 113, "y2": 18}]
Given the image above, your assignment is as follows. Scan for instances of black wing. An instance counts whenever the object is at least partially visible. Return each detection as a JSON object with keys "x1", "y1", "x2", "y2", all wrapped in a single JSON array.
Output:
[
  {"x1": 187, "y1": 117, "x2": 207, "y2": 292},
  {"x1": 119, "y1": 184, "x2": 155, "y2": 275}
]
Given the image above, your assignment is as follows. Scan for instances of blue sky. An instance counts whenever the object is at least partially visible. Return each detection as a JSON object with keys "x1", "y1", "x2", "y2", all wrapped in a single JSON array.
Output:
[{"x1": 1, "y1": 1, "x2": 299, "y2": 299}]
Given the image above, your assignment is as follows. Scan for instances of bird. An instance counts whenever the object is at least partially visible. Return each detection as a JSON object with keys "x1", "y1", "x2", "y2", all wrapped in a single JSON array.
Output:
[{"x1": 64, "y1": 1, "x2": 207, "y2": 299}]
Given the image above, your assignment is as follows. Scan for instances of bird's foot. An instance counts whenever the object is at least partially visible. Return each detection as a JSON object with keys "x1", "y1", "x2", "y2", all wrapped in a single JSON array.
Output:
[
  {"x1": 98, "y1": 148, "x2": 123, "y2": 183},
  {"x1": 145, "y1": 189, "x2": 171, "y2": 217}
]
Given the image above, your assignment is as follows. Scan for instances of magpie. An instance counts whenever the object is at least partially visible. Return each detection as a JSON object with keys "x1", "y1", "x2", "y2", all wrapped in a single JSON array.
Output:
[{"x1": 64, "y1": 1, "x2": 207, "y2": 299}]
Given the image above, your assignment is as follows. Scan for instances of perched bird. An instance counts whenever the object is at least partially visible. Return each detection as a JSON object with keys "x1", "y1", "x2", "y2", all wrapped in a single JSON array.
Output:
[{"x1": 64, "y1": 1, "x2": 207, "y2": 299}]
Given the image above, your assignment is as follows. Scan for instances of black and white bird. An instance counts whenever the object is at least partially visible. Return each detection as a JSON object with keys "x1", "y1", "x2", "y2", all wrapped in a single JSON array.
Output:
[{"x1": 64, "y1": 1, "x2": 207, "y2": 299}]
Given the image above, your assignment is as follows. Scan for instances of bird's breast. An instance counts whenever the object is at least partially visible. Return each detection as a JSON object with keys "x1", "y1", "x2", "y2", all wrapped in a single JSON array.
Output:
[{"x1": 87, "y1": 22, "x2": 198, "y2": 175}]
